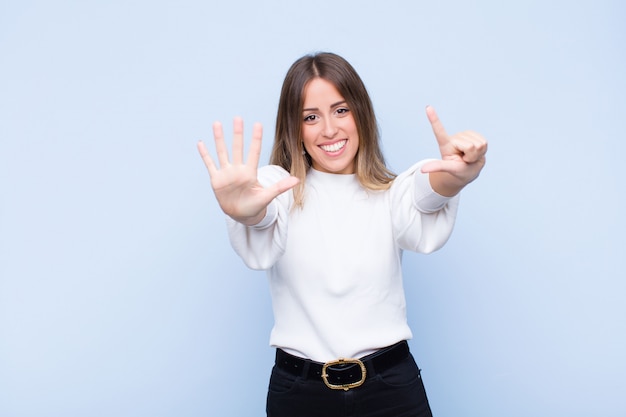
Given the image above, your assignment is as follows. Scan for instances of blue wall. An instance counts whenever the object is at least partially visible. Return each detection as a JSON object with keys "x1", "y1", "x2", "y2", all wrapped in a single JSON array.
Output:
[{"x1": 1, "y1": 1, "x2": 624, "y2": 415}]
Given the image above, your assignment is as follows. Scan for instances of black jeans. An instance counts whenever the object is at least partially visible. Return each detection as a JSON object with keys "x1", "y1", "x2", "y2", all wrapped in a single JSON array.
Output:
[{"x1": 266, "y1": 350, "x2": 433, "y2": 417}]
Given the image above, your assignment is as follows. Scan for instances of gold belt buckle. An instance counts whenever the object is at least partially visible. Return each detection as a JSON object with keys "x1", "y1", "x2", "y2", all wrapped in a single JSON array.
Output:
[{"x1": 321, "y1": 358, "x2": 367, "y2": 391}]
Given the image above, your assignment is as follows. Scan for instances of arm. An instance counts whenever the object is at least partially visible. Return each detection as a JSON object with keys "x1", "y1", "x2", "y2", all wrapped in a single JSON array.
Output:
[
  {"x1": 420, "y1": 106, "x2": 488, "y2": 197},
  {"x1": 391, "y1": 107, "x2": 487, "y2": 253},
  {"x1": 226, "y1": 165, "x2": 293, "y2": 270},
  {"x1": 391, "y1": 162, "x2": 460, "y2": 254}
]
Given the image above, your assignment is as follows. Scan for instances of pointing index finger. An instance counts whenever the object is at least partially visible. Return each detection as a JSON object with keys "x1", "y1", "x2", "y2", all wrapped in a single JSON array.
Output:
[{"x1": 426, "y1": 105, "x2": 449, "y2": 145}]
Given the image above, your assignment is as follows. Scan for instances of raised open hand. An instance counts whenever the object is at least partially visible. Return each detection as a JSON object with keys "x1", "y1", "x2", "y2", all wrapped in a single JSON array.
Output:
[
  {"x1": 420, "y1": 106, "x2": 488, "y2": 196},
  {"x1": 197, "y1": 117, "x2": 299, "y2": 226}
]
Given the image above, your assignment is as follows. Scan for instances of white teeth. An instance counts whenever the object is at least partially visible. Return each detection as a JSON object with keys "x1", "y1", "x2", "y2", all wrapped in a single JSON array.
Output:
[{"x1": 320, "y1": 140, "x2": 347, "y2": 152}]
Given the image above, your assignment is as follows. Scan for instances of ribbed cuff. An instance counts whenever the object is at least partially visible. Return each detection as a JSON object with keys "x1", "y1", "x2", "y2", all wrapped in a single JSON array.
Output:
[{"x1": 413, "y1": 161, "x2": 454, "y2": 213}]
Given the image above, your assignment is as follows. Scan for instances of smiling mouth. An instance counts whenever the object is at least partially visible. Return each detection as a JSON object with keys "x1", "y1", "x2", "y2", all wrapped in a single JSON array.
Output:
[{"x1": 319, "y1": 139, "x2": 347, "y2": 153}]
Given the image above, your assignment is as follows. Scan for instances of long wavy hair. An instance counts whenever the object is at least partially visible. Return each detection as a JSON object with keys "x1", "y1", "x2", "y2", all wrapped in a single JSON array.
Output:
[{"x1": 270, "y1": 52, "x2": 396, "y2": 207}]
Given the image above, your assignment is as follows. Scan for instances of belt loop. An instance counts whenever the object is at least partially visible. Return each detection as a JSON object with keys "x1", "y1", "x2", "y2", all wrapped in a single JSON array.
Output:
[{"x1": 301, "y1": 359, "x2": 310, "y2": 379}]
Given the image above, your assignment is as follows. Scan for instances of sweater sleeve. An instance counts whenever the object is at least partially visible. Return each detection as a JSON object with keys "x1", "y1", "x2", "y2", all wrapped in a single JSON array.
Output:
[
  {"x1": 390, "y1": 160, "x2": 460, "y2": 254},
  {"x1": 225, "y1": 165, "x2": 292, "y2": 270}
]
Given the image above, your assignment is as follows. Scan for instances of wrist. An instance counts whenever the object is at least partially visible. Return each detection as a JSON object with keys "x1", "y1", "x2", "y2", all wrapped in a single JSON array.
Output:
[
  {"x1": 233, "y1": 208, "x2": 267, "y2": 227},
  {"x1": 428, "y1": 172, "x2": 465, "y2": 197}
]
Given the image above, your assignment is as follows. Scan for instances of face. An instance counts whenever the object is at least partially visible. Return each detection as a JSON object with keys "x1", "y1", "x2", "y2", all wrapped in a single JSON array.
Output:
[{"x1": 301, "y1": 78, "x2": 359, "y2": 175}]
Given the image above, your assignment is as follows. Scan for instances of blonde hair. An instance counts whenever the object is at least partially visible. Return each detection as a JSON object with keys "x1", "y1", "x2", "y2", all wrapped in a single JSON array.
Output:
[{"x1": 270, "y1": 52, "x2": 396, "y2": 207}]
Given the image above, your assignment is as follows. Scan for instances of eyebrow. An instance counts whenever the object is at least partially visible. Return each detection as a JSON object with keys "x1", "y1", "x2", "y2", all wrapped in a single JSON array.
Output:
[{"x1": 302, "y1": 100, "x2": 347, "y2": 112}]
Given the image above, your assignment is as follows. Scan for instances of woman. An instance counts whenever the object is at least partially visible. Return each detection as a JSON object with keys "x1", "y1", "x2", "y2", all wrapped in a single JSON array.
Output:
[{"x1": 198, "y1": 52, "x2": 487, "y2": 417}]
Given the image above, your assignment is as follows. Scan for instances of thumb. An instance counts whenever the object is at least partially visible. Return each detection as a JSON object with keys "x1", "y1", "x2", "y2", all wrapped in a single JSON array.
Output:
[
  {"x1": 264, "y1": 176, "x2": 300, "y2": 201},
  {"x1": 420, "y1": 159, "x2": 462, "y2": 175},
  {"x1": 420, "y1": 159, "x2": 447, "y2": 174},
  {"x1": 426, "y1": 105, "x2": 449, "y2": 147}
]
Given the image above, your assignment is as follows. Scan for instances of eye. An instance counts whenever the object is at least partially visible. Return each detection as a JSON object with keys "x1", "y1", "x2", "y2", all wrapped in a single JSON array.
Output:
[
  {"x1": 303, "y1": 114, "x2": 318, "y2": 123},
  {"x1": 335, "y1": 107, "x2": 350, "y2": 116}
]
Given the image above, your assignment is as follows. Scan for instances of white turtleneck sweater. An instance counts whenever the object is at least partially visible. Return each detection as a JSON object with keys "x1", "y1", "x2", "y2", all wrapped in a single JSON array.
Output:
[{"x1": 226, "y1": 161, "x2": 459, "y2": 362}]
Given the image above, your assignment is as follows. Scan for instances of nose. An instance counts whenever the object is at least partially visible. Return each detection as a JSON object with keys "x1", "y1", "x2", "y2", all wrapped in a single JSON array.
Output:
[{"x1": 322, "y1": 118, "x2": 338, "y2": 138}]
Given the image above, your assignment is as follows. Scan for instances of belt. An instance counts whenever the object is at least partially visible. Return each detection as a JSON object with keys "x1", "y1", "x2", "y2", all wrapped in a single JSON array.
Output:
[{"x1": 275, "y1": 341, "x2": 409, "y2": 391}]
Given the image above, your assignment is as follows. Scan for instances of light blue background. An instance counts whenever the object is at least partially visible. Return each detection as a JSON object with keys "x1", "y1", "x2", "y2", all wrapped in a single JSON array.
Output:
[{"x1": 1, "y1": 1, "x2": 624, "y2": 416}]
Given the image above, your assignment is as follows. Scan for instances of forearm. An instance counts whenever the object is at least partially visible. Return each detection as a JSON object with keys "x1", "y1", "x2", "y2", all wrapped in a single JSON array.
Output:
[
  {"x1": 390, "y1": 161, "x2": 460, "y2": 253},
  {"x1": 226, "y1": 200, "x2": 284, "y2": 270}
]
